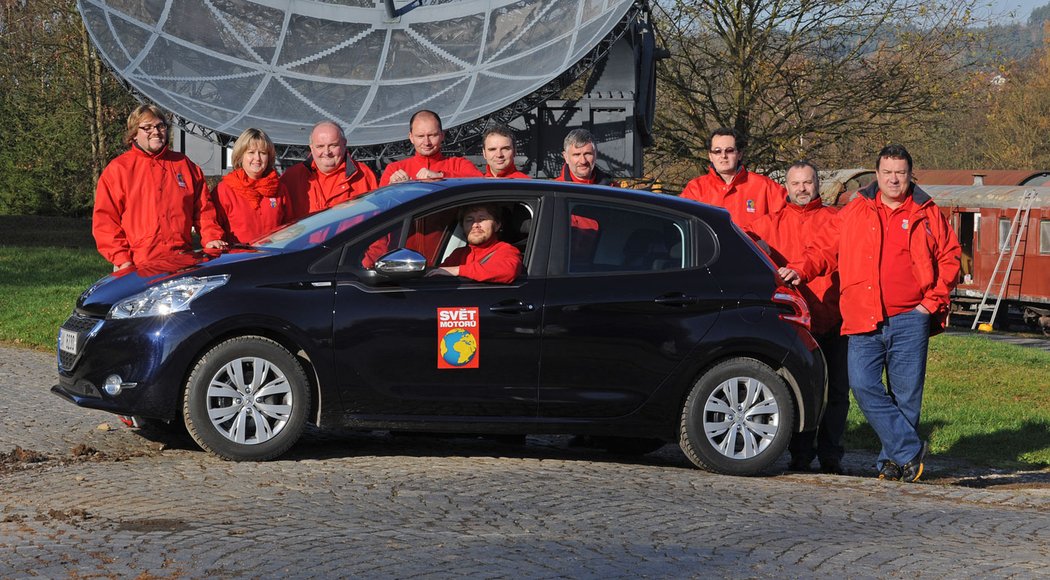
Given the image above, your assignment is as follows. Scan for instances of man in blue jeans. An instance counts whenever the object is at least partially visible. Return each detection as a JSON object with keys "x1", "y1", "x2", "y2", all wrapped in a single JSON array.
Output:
[{"x1": 780, "y1": 144, "x2": 960, "y2": 482}]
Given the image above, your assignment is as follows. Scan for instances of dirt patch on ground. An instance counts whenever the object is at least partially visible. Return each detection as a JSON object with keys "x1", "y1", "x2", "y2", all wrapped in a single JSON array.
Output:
[
  {"x1": 0, "y1": 443, "x2": 158, "y2": 476},
  {"x1": 0, "y1": 446, "x2": 49, "y2": 465}
]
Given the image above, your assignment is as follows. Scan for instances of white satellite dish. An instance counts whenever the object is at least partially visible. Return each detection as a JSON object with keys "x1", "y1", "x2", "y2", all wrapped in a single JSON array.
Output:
[{"x1": 78, "y1": 0, "x2": 636, "y2": 146}]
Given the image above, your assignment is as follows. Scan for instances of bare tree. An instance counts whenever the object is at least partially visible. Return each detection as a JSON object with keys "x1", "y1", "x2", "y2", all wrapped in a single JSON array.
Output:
[{"x1": 650, "y1": 0, "x2": 986, "y2": 188}]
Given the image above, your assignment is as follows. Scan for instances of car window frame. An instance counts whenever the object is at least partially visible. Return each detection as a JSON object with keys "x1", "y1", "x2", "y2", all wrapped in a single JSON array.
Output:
[
  {"x1": 335, "y1": 192, "x2": 547, "y2": 281},
  {"x1": 547, "y1": 194, "x2": 711, "y2": 277}
]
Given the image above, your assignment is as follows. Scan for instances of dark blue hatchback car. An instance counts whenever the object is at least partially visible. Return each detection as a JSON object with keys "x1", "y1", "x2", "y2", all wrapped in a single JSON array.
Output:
[{"x1": 54, "y1": 179, "x2": 825, "y2": 475}]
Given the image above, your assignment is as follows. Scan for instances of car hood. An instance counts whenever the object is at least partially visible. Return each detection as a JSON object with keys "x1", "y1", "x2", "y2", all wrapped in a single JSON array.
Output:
[{"x1": 75, "y1": 248, "x2": 278, "y2": 317}]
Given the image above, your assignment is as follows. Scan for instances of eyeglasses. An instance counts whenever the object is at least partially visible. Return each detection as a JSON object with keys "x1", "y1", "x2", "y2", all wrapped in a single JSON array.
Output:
[
  {"x1": 138, "y1": 123, "x2": 168, "y2": 133},
  {"x1": 709, "y1": 147, "x2": 737, "y2": 156}
]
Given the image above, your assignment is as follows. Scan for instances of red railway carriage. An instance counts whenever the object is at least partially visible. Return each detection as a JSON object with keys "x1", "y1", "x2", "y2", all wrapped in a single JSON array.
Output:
[{"x1": 921, "y1": 186, "x2": 1049, "y2": 332}]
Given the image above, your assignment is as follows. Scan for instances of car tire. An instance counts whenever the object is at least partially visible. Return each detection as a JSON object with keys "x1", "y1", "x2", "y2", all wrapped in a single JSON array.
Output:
[
  {"x1": 183, "y1": 336, "x2": 310, "y2": 461},
  {"x1": 679, "y1": 358, "x2": 795, "y2": 476}
]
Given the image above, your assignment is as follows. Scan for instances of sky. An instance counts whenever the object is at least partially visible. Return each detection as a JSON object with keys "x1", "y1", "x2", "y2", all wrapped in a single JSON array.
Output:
[{"x1": 982, "y1": 0, "x2": 1048, "y2": 24}]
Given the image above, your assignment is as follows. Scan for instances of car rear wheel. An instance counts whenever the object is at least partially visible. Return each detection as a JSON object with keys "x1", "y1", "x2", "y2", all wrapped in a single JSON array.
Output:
[
  {"x1": 679, "y1": 358, "x2": 795, "y2": 476},
  {"x1": 183, "y1": 336, "x2": 310, "y2": 461}
]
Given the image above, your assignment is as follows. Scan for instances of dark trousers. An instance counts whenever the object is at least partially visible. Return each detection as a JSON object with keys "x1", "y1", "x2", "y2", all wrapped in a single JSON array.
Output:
[{"x1": 789, "y1": 330, "x2": 849, "y2": 465}]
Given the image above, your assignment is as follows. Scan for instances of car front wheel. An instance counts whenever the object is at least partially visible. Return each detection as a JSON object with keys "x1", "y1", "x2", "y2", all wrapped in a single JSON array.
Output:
[
  {"x1": 183, "y1": 336, "x2": 310, "y2": 461},
  {"x1": 679, "y1": 358, "x2": 795, "y2": 476}
]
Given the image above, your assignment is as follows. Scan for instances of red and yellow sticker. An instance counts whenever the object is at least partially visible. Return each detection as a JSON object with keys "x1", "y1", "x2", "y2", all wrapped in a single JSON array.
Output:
[{"x1": 437, "y1": 307, "x2": 479, "y2": 369}]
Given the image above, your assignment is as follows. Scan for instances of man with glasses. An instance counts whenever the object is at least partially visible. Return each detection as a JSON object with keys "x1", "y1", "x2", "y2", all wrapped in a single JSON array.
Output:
[
  {"x1": 93, "y1": 104, "x2": 225, "y2": 271},
  {"x1": 680, "y1": 127, "x2": 786, "y2": 228}
]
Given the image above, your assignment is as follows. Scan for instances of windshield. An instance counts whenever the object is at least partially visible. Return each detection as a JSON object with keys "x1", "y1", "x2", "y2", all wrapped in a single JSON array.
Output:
[{"x1": 252, "y1": 182, "x2": 440, "y2": 250}]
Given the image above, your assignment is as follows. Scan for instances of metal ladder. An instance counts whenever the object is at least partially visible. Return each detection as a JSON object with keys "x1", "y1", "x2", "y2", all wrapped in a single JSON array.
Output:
[{"x1": 972, "y1": 189, "x2": 1036, "y2": 330}]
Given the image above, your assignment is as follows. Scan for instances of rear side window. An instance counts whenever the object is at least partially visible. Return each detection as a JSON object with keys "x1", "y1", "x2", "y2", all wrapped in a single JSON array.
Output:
[{"x1": 566, "y1": 201, "x2": 689, "y2": 274}]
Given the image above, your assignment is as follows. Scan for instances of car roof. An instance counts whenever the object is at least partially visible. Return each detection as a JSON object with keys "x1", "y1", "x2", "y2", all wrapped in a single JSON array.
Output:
[{"x1": 413, "y1": 178, "x2": 733, "y2": 223}]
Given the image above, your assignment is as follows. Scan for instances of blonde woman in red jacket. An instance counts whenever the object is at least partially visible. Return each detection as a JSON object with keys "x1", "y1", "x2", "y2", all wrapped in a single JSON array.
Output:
[{"x1": 213, "y1": 128, "x2": 292, "y2": 245}]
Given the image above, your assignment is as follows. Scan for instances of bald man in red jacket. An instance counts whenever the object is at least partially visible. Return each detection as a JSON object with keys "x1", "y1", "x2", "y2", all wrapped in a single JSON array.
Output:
[{"x1": 380, "y1": 110, "x2": 482, "y2": 186}]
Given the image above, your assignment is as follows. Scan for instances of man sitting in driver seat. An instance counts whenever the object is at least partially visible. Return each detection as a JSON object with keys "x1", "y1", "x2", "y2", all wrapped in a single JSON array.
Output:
[{"x1": 425, "y1": 203, "x2": 523, "y2": 283}]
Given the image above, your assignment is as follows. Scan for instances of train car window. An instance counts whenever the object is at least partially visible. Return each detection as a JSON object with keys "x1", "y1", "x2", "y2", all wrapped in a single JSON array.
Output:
[
  {"x1": 999, "y1": 218, "x2": 1012, "y2": 253},
  {"x1": 1041, "y1": 220, "x2": 1050, "y2": 255}
]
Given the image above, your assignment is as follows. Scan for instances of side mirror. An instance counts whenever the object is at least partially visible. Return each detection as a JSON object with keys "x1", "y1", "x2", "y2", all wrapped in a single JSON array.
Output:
[{"x1": 374, "y1": 248, "x2": 427, "y2": 279}]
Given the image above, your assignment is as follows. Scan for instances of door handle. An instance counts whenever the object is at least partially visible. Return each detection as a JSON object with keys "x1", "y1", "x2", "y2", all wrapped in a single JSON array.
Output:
[
  {"x1": 489, "y1": 299, "x2": 535, "y2": 314},
  {"x1": 654, "y1": 293, "x2": 698, "y2": 307}
]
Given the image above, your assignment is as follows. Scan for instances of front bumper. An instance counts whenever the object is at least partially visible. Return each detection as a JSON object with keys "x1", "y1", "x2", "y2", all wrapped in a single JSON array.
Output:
[{"x1": 53, "y1": 311, "x2": 210, "y2": 421}]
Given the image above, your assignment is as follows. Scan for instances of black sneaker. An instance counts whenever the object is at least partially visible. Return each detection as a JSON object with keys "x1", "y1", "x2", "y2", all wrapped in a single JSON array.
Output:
[
  {"x1": 819, "y1": 459, "x2": 846, "y2": 475},
  {"x1": 788, "y1": 456, "x2": 814, "y2": 472},
  {"x1": 878, "y1": 461, "x2": 901, "y2": 480},
  {"x1": 900, "y1": 441, "x2": 929, "y2": 483}
]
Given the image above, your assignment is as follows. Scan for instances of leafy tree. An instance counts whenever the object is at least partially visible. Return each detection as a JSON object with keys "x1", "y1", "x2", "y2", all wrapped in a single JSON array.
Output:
[
  {"x1": 649, "y1": 0, "x2": 987, "y2": 189},
  {"x1": 0, "y1": 0, "x2": 133, "y2": 216},
  {"x1": 1030, "y1": 3, "x2": 1050, "y2": 25},
  {"x1": 978, "y1": 24, "x2": 1050, "y2": 169}
]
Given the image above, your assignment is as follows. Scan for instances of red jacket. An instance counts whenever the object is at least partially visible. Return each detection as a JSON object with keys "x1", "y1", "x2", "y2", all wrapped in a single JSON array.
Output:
[
  {"x1": 213, "y1": 169, "x2": 292, "y2": 244},
  {"x1": 280, "y1": 155, "x2": 377, "y2": 219},
  {"x1": 93, "y1": 145, "x2": 222, "y2": 268},
  {"x1": 441, "y1": 239, "x2": 523, "y2": 283},
  {"x1": 790, "y1": 182, "x2": 961, "y2": 335},
  {"x1": 745, "y1": 198, "x2": 841, "y2": 335},
  {"x1": 680, "y1": 167, "x2": 787, "y2": 228},
  {"x1": 379, "y1": 153, "x2": 483, "y2": 186},
  {"x1": 484, "y1": 165, "x2": 530, "y2": 179}
]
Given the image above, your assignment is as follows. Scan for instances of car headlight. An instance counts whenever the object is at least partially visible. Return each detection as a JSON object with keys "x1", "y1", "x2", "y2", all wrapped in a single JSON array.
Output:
[{"x1": 109, "y1": 275, "x2": 230, "y2": 319}]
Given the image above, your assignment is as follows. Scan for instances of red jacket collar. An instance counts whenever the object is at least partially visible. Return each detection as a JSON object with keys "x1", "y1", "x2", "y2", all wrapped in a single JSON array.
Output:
[
  {"x1": 413, "y1": 152, "x2": 447, "y2": 163},
  {"x1": 858, "y1": 180, "x2": 932, "y2": 207},
  {"x1": 485, "y1": 164, "x2": 521, "y2": 178},
  {"x1": 470, "y1": 237, "x2": 501, "y2": 250},
  {"x1": 130, "y1": 144, "x2": 170, "y2": 159},
  {"x1": 707, "y1": 165, "x2": 749, "y2": 187},
  {"x1": 784, "y1": 196, "x2": 824, "y2": 214},
  {"x1": 305, "y1": 154, "x2": 362, "y2": 180}
]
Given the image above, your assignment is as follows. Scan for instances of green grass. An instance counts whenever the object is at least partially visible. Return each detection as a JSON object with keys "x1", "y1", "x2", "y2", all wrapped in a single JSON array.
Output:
[
  {"x1": 843, "y1": 334, "x2": 1050, "y2": 468},
  {"x1": 1, "y1": 216, "x2": 1048, "y2": 470},
  {"x1": 0, "y1": 216, "x2": 110, "y2": 349}
]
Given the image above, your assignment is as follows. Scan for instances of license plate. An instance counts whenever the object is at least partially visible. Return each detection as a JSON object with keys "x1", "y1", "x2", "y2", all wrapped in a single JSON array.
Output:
[{"x1": 59, "y1": 328, "x2": 78, "y2": 355}]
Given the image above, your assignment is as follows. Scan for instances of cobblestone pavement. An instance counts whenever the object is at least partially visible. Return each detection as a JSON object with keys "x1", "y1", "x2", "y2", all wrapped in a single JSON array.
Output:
[{"x1": 2, "y1": 346, "x2": 1047, "y2": 579}]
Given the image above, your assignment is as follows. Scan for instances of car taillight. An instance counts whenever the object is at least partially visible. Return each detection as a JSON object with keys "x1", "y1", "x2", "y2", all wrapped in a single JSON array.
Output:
[{"x1": 773, "y1": 285, "x2": 811, "y2": 330}]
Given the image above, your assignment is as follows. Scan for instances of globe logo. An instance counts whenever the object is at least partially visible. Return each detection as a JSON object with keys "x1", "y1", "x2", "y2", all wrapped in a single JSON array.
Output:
[{"x1": 439, "y1": 328, "x2": 478, "y2": 367}]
